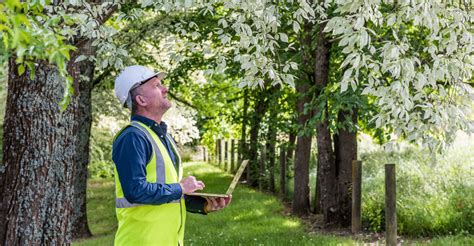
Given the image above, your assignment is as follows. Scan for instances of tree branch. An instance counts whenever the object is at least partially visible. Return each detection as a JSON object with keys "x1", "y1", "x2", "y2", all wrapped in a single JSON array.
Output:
[
  {"x1": 98, "y1": 4, "x2": 119, "y2": 26},
  {"x1": 92, "y1": 68, "x2": 112, "y2": 88},
  {"x1": 168, "y1": 92, "x2": 199, "y2": 110}
]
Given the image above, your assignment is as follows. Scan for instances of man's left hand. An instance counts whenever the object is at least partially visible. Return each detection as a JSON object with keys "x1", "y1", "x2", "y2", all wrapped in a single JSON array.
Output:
[{"x1": 204, "y1": 195, "x2": 232, "y2": 213}]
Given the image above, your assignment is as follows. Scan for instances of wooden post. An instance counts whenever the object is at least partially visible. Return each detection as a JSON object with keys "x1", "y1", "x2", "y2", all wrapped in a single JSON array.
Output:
[
  {"x1": 385, "y1": 164, "x2": 397, "y2": 246},
  {"x1": 259, "y1": 145, "x2": 266, "y2": 191},
  {"x1": 215, "y1": 140, "x2": 219, "y2": 164},
  {"x1": 231, "y1": 139, "x2": 236, "y2": 173},
  {"x1": 352, "y1": 160, "x2": 362, "y2": 233},
  {"x1": 279, "y1": 146, "x2": 286, "y2": 198},
  {"x1": 220, "y1": 139, "x2": 225, "y2": 169},
  {"x1": 224, "y1": 140, "x2": 229, "y2": 171},
  {"x1": 202, "y1": 146, "x2": 206, "y2": 162},
  {"x1": 238, "y1": 139, "x2": 243, "y2": 164},
  {"x1": 217, "y1": 139, "x2": 222, "y2": 166}
]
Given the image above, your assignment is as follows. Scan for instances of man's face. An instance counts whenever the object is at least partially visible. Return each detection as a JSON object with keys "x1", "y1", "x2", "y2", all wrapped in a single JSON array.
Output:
[{"x1": 136, "y1": 76, "x2": 171, "y2": 113}]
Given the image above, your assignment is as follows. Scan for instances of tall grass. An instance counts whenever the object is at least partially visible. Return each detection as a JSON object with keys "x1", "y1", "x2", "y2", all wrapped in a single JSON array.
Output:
[
  {"x1": 283, "y1": 132, "x2": 474, "y2": 237},
  {"x1": 360, "y1": 133, "x2": 474, "y2": 236}
]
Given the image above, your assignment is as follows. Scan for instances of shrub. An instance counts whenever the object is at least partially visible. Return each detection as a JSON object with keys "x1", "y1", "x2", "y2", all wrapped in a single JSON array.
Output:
[
  {"x1": 88, "y1": 125, "x2": 200, "y2": 178},
  {"x1": 89, "y1": 127, "x2": 115, "y2": 179},
  {"x1": 178, "y1": 145, "x2": 197, "y2": 163}
]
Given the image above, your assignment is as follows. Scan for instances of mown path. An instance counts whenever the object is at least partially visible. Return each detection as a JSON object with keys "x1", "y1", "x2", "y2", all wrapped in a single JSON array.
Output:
[
  {"x1": 73, "y1": 162, "x2": 473, "y2": 245},
  {"x1": 74, "y1": 162, "x2": 352, "y2": 245}
]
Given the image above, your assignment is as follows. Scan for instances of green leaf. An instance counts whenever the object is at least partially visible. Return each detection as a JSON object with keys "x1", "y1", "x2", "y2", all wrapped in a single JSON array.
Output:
[
  {"x1": 279, "y1": 33, "x2": 288, "y2": 43},
  {"x1": 17, "y1": 63, "x2": 25, "y2": 75}
]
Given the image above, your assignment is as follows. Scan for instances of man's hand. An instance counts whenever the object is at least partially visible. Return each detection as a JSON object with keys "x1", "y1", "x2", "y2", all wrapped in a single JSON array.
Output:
[
  {"x1": 180, "y1": 176, "x2": 205, "y2": 194},
  {"x1": 205, "y1": 195, "x2": 232, "y2": 213}
]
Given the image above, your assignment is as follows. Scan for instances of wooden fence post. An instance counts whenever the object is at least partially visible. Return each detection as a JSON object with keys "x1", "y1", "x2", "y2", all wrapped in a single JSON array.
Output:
[
  {"x1": 202, "y1": 146, "x2": 205, "y2": 162},
  {"x1": 218, "y1": 139, "x2": 222, "y2": 166},
  {"x1": 215, "y1": 140, "x2": 218, "y2": 164},
  {"x1": 224, "y1": 140, "x2": 229, "y2": 171},
  {"x1": 231, "y1": 139, "x2": 236, "y2": 173},
  {"x1": 385, "y1": 164, "x2": 397, "y2": 246},
  {"x1": 220, "y1": 139, "x2": 225, "y2": 169},
  {"x1": 352, "y1": 160, "x2": 362, "y2": 233}
]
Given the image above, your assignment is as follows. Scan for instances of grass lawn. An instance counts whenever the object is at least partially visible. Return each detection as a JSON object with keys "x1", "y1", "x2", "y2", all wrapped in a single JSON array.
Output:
[{"x1": 74, "y1": 162, "x2": 473, "y2": 245}]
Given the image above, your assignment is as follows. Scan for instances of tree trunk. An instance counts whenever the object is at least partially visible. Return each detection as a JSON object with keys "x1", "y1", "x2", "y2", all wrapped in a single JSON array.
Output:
[
  {"x1": 239, "y1": 89, "x2": 249, "y2": 163},
  {"x1": 333, "y1": 109, "x2": 357, "y2": 227},
  {"x1": 286, "y1": 133, "x2": 296, "y2": 167},
  {"x1": 279, "y1": 146, "x2": 286, "y2": 198},
  {"x1": 313, "y1": 22, "x2": 338, "y2": 224},
  {"x1": 315, "y1": 112, "x2": 337, "y2": 223},
  {"x1": 265, "y1": 90, "x2": 278, "y2": 193},
  {"x1": 259, "y1": 145, "x2": 266, "y2": 191},
  {"x1": 292, "y1": 80, "x2": 313, "y2": 216},
  {"x1": 266, "y1": 123, "x2": 277, "y2": 193},
  {"x1": 0, "y1": 60, "x2": 78, "y2": 244},
  {"x1": 247, "y1": 90, "x2": 267, "y2": 187},
  {"x1": 280, "y1": 133, "x2": 296, "y2": 199},
  {"x1": 70, "y1": 41, "x2": 95, "y2": 239},
  {"x1": 292, "y1": 16, "x2": 315, "y2": 217}
]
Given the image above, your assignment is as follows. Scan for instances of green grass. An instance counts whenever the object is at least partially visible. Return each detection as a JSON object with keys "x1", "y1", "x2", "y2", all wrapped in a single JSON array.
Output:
[
  {"x1": 74, "y1": 179, "x2": 116, "y2": 246},
  {"x1": 74, "y1": 162, "x2": 353, "y2": 245},
  {"x1": 183, "y1": 162, "x2": 352, "y2": 245},
  {"x1": 74, "y1": 162, "x2": 473, "y2": 245}
]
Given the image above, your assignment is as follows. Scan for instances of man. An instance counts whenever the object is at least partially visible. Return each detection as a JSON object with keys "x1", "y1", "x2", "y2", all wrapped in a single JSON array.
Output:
[{"x1": 112, "y1": 65, "x2": 231, "y2": 245}]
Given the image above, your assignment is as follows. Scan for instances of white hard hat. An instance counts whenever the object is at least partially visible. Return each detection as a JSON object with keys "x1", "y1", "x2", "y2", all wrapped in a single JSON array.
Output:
[{"x1": 114, "y1": 65, "x2": 166, "y2": 107}]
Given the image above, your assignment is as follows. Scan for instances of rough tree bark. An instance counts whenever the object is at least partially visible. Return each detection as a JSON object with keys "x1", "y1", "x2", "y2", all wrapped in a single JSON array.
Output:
[
  {"x1": 333, "y1": 109, "x2": 357, "y2": 227},
  {"x1": 286, "y1": 133, "x2": 296, "y2": 167},
  {"x1": 292, "y1": 79, "x2": 313, "y2": 216},
  {"x1": 279, "y1": 146, "x2": 286, "y2": 197},
  {"x1": 70, "y1": 40, "x2": 95, "y2": 239},
  {"x1": 292, "y1": 16, "x2": 315, "y2": 217},
  {"x1": 313, "y1": 22, "x2": 338, "y2": 224},
  {"x1": 266, "y1": 115, "x2": 277, "y2": 193},
  {"x1": 0, "y1": 60, "x2": 79, "y2": 244},
  {"x1": 280, "y1": 133, "x2": 296, "y2": 199},
  {"x1": 247, "y1": 90, "x2": 268, "y2": 187},
  {"x1": 240, "y1": 90, "x2": 249, "y2": 178},
  {"x1": 264, "y1": 88, "x2": 279, "y2": 193}
]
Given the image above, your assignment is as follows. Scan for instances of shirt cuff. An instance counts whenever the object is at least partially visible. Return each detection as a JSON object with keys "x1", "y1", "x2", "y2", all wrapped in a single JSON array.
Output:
[{"x1": 169, "y1": 183, "x2": 183, "y2": 201}]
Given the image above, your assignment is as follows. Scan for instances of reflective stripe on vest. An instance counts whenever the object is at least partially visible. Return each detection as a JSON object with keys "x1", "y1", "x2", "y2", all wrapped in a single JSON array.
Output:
[
  {"x1": 114, "y1": 122, "x2": 180, "y2": 208},
  {"x1": 113, "y1": 121, "x2": 186, "y2": 246}
]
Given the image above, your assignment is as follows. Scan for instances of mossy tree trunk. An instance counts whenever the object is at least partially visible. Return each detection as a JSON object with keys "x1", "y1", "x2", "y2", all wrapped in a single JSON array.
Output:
[{"x1": 0, "y1": 60, "x2": 79, "y2": 244}]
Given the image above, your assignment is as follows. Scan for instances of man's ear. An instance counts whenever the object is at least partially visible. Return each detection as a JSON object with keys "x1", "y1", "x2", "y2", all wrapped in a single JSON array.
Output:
[{"x1": 135, "y1": 94, "x2": 147, "y2": 106}]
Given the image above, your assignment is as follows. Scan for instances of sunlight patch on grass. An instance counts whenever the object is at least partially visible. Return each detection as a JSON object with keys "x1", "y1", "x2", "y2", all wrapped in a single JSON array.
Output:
[
  {"x1": 75, "y1": 162, "x2": 472, "y2": 245},
  {"x1": 282, "y1": 220, "x2": 300, "y2": 228}
]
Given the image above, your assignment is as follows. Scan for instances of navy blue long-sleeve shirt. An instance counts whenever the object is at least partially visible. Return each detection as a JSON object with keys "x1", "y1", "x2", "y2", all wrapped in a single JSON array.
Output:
[{"x1": 112, "y1": 115, "x2": 207, "y2": 214}]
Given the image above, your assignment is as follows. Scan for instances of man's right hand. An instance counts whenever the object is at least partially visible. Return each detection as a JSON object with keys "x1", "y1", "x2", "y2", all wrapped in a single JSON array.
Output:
[{"x1": 179, "y1": 176, "x2": 205, "y2": 194}]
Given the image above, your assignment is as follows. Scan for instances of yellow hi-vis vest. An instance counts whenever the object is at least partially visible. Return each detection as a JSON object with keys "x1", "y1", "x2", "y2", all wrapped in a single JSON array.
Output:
[{"x1": 113, "y1": 121, "x2": 185, "y2": 246}]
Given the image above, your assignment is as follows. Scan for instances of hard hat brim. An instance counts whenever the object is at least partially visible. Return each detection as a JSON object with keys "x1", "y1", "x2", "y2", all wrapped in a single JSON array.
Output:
[{"x1": 140, "y1": 71, "x2": 167, "y2": 84}]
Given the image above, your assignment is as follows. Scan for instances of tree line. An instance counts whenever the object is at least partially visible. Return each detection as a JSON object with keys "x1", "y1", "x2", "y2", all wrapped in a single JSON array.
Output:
[{"x1": 0, "y1": 1, "x2": 472, "y2": 244}]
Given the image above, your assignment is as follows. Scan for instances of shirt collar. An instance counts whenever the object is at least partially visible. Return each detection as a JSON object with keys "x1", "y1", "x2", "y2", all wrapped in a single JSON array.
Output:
[{"x1": 131, "y1": 115, "x2": 168, "y2": 135}]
